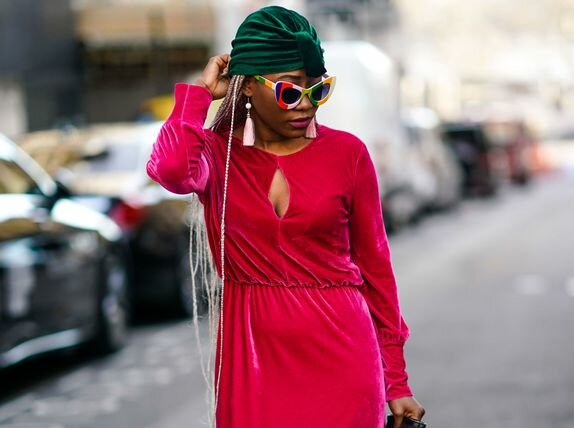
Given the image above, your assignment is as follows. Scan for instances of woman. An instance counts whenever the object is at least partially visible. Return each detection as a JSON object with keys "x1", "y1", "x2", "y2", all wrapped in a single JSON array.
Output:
[{"x1": 146, "y1": 6, "x2": 425, "y2": 428}]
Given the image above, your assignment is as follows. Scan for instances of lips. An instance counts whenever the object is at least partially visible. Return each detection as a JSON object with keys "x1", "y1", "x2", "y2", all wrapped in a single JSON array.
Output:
[{"x1": 288, "y1": 117, "x2": 312, "y2": 129}]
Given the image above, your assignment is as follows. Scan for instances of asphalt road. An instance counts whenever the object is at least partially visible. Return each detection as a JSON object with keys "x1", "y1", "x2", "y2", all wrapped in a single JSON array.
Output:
[{"x1": 1, "y1": 172, "x2": 573, "y2": 428}]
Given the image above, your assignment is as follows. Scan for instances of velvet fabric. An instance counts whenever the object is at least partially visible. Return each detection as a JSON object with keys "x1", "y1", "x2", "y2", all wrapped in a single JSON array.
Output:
[
  {"x1": 146, "y1": 83, "x2": 413, "y2": 428},
  {"x1": 228, "y1": 6, "x2": 326, "y2": 77}
]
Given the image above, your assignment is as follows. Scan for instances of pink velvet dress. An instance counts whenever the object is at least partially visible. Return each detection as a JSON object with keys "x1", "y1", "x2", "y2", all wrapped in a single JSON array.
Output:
[{"x1": 146, "y1": 83, "x2": 413, "y2": 428}]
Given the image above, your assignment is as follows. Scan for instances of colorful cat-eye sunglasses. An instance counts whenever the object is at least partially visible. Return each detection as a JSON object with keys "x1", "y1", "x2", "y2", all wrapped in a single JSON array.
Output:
[{"x1": 253, "y1": 74, "x2": 336, "y2": 110}]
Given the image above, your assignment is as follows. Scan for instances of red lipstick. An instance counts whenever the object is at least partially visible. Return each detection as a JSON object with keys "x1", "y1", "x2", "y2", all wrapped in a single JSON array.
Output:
[{"x1": 288, "y1": 117, "x2": 312, "y2": 128}]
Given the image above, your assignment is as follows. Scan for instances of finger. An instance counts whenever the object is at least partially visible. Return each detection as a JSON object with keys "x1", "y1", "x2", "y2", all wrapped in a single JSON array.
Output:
[
  {"x1": 219, "y1": 66, "x2": 230, "y2": 78},
  {"x1": 207, "y1": 54, "x2": 227, "y2": 68},
  {"x1": 416, "y1": 408, "x2": 426, "y2": 420},
  {"x1": 213, "y1": 53, "x2": 230, "y2": 68},
  {"x1": 407, "y1": 406, "x2": 425, "y2": 421},
  {"x1": 394, "y1": 415, "x2": 403, "y2": 428},
  {"x1": 203, "y1": 57, "x2": 221, "y2": 77}
]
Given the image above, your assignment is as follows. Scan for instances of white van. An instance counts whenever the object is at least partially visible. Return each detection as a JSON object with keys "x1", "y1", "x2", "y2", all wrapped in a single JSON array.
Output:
[{"x1": 318, "y1": 40, "x2": 434, "y2": 230}]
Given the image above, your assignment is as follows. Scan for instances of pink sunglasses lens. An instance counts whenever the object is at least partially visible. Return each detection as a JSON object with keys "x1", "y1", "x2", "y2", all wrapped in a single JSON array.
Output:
[
  {"x1": 276, "y1": 82, "x2": 302, "y2": 108},
  {"x1": 280, "y1": 87, "x2": 302, "y2": 105}
]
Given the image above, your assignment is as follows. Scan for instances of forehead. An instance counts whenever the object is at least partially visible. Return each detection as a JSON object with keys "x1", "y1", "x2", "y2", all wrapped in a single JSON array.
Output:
[{"x1": 261, "y1": 69, "x2": 322, "y2": 84}]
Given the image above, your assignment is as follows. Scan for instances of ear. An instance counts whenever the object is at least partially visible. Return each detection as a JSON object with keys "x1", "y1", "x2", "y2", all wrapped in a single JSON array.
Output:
[{"x1": 241, "y1": 76, "x2": 255, "y2": 97}]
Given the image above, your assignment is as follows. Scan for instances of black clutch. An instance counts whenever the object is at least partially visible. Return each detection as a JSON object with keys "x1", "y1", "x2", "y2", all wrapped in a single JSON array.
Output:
[{"x1": 386, "y1": 415, "x2": 427, "y2": 428}]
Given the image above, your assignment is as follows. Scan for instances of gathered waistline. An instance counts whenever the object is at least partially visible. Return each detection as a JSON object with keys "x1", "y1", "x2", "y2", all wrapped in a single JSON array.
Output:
[{"x1": 225, "y1": 278, "x2": 364, "y2": 289}]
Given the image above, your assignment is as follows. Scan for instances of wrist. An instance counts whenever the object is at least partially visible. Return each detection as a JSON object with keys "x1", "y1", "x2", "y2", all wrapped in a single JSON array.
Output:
[
  {"x1": 170, "y1": 83, "x2": 212, "y2": 123},
  {"x1": 386, "y1": 393, "x2": 413, "y2": 403},
  {"x1": 385, "y1": 378, "x2": 413, "y2": 402},
  {"x1": 193, "y1": 79, "x2": 211, "y2": 94}
]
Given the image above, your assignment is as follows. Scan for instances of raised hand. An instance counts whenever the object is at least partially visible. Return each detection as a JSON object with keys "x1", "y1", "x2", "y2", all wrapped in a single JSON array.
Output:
[{"x1": 194, "y1": 53, "x2": 232, "y2": 100}]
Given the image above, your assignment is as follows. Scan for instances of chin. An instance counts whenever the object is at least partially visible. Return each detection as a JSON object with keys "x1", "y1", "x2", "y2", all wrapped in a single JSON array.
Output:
[{"x1": 283, "y1": 127, "x2": 307, "y2": 138}]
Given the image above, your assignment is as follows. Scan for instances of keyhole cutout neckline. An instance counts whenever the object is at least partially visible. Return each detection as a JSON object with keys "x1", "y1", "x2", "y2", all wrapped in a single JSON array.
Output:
[
  {"x1": 227, "y1": 130, "x2": 322, "y2": 220},
  {"x1": 268, "y1": 167, "x2": 290, "y2": 219}
]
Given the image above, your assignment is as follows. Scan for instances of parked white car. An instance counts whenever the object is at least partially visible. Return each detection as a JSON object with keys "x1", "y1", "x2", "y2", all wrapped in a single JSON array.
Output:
[
  {"x1": 318, "y1": 40, "x2": 431, "y2": 231},
  {"x1": 402, "y1": 108, "x2": 463, "y2": 210}
]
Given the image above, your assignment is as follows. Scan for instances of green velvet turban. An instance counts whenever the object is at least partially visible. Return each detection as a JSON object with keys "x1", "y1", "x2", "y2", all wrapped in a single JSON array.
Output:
[{"x1": 228, "y1": 6, "x2": 326, "y2": 77}]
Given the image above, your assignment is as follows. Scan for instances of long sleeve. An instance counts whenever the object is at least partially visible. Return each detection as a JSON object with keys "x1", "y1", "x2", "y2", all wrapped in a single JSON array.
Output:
[
  {"x1": 349, "y1": 142, "x2": 413, "y2": 401},
  {"x1": 146, "y1": 83, "x2": 213, "y2": 195}
]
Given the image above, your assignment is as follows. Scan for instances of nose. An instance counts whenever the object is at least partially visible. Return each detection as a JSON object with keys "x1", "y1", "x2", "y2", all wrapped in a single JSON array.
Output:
[{"x1": 295, "y1": 92, "x2": 314, "y2": 110}]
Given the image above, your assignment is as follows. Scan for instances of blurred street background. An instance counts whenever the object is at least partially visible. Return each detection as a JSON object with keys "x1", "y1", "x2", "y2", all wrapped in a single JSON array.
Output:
[{"x1": 1, "y1": 0, "x2": 574, "y2": 427}]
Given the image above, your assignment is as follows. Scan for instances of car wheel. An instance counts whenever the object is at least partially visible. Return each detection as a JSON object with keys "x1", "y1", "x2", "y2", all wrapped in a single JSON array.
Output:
[
  {"x1": 91, "y1": 250, "x2": 130, "y2": 354},
  {"x1": 512, "y1": 171, "x2": 530, "y2": 186},
  {"x1": 382, "y1": 204, "x2": 395, "y2": 235}
]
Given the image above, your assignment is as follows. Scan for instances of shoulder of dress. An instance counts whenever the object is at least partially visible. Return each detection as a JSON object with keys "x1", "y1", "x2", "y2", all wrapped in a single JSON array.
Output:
[
  {"x1": 316, "y1": 123, "x2": 367, "y2": 155},
  {"x1": 204, "y1": 127, "x2": 227, "y2": 149}
]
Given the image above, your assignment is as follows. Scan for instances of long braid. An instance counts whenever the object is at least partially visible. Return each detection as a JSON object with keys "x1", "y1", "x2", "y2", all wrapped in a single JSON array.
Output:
[
  {"x1": 210, "y1": 75, "x2": 247, "y2": 132},
  {"x1": 213, "y1": 74, "x2": 240, "y2": 426},
  {"x1": 189, "y1": 74, "x2": 248, "y2": 427}
]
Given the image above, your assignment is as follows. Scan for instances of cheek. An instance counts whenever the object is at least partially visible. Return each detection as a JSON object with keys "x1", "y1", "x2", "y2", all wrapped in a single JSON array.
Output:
[
  {"x1": 252, "y1": 87, "x2": 278, "y2": 110},
  {"x1": 255, "y1": 95, "x2": 287, "y2": 123}
]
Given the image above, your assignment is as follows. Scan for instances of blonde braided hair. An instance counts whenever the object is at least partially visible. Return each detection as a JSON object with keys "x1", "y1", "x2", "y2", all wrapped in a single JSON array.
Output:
[
  {"x1": 210, "y1": 75, "x2": 247, "y2": 133},
  {"x1": 188, "y1": 74, "x2": 248, "y2": 427}
]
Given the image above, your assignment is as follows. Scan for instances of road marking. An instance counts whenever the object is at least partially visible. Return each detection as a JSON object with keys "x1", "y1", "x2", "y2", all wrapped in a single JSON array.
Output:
[
  {"x1": 513, "y1": 274, "x2": 548, "y2": 295},
  {"x1": 565, "y1": 277, "x2": 574, "y2": 297}
]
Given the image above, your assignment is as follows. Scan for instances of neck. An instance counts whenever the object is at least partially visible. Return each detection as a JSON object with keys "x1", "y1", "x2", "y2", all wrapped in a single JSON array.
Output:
[{"x1": 234, "y1": 115, "x2": 310, "y2": 155}]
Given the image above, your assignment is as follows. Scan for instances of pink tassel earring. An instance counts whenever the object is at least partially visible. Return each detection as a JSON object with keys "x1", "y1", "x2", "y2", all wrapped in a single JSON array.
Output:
[
  {"x1": 243, "y1": 97, "x2": 255, "y2": 146},
  {"x1": 305, "y1": 116, "x2": 317, "y2": 138}
]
